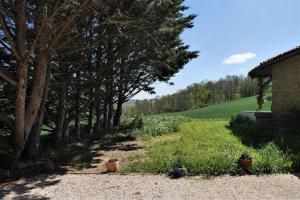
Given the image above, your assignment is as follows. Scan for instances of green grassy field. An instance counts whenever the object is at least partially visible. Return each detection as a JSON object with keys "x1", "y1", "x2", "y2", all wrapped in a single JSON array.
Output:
[
  {"x1": 122, "y1": 95, "x2": 300, "y2": 176},
  {"x1": 159, "y1": 96, "x2": 271, "y2": 119},
  {"x1": 125, "y1": 120, "x2": 291, "y2": 176}
]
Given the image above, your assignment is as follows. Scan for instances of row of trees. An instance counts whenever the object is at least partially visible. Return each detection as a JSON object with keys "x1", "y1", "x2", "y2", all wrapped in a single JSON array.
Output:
[
  {"x1": 0, "y1": 0, "x2": 197, "y2": 164},
  {"x1": 126, "y1": 76, "x2": 256, "y2": 115}
]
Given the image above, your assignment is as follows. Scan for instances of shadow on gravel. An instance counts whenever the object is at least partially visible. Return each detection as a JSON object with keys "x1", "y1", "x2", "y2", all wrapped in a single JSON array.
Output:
[
  {"x1": 0, "y1": 174, "x2": 59, "y2": 200},
  {"x1": 292, "y1": 173, "x2": 300, "y2": 180},
  {"x1": 1, "y1": 131, "x2": 142, "y2": 188},
  {"x1": 47, "y1": 132, "x2": 140, "y2": 170}
]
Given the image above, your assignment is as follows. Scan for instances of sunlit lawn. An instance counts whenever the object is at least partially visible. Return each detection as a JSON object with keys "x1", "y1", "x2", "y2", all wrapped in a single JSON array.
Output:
[
  {"x1": 124, "y1": 120, "x2": 291, "y2": 176},
  {"x1": 159, "y1": 96, "x2": 271, "y2": 120}
]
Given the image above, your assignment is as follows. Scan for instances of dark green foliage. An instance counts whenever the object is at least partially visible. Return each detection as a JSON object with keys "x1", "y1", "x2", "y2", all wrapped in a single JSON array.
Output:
[
  {"x1": 239, "y1": 152, "x2": 252, "y2": 160},
  {"x1": 283, "y1": 109, "x2": 300, "y2": 134},
  {"x1": 228, "y1": 115, "x2": 277, "y2": 147},
  {"x1": 0, "y1": 0, "x2": 197, "y2": 161}
]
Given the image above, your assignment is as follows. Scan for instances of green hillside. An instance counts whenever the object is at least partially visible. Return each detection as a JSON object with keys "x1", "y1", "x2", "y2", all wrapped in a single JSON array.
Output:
[{"x1": 160, "y1": 95, "x2": 271, "y2": 120}]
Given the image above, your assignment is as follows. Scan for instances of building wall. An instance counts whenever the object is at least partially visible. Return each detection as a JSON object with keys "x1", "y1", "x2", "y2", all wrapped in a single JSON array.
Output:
[{"x1": 272, "y1": 54, "x2": 300, "y2": 118}]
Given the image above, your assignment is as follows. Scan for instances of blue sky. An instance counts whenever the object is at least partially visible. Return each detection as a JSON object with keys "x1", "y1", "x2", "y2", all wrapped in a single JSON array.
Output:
[{"x1": 135, "y1": 0, "x2": 300, "y2": 99}]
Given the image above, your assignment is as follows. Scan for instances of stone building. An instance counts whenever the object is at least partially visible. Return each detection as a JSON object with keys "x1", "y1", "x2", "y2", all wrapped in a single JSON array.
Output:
[{"x1": 249, "y1": 46, "x2": 300, "y2": 119}]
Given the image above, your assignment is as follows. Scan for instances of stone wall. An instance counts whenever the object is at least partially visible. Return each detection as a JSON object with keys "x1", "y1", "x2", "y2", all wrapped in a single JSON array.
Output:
[{"x1": 272, "y1": 54, "x2": 300, "y2": 118}]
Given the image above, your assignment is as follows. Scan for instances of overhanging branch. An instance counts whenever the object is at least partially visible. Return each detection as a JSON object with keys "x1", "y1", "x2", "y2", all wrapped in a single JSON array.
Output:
[{"x1": 0, "y1": 67, "x2": 17, "y2": 86}]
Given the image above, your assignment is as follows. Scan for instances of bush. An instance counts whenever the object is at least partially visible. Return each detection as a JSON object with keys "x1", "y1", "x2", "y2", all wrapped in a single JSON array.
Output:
[
  {"x1": 283, "y1": 109, "x2": 300, "y2": 134},
  {"x1": 133, "y1": 116, "x2": 190, "y2": 136},
  {"x1": 228, "y1": 115, "x2": 276, "y2": 148},
  {"x1": 228, "y1": 114, "x2": 300, "y2": 173}
]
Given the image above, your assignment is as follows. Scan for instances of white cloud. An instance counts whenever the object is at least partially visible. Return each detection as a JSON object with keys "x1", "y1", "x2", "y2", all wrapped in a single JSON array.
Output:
[{"x1": 223, "y1": 52, "x2": 256, "y2": 64}]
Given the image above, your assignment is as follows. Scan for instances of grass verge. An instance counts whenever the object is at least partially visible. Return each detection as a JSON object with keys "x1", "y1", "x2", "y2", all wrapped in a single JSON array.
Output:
[{"x1": 123, "y1": 120, "x2": 292, "y2": 176}]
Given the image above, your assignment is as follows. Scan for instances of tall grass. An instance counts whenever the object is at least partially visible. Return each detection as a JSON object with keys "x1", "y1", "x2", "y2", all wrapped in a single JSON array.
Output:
[
  {"x1": 124, "y1": 121, "x2": 292, "y2": 176},
  {"x1": 133, "y1": 116, "x2": 190, "y2": 136}
]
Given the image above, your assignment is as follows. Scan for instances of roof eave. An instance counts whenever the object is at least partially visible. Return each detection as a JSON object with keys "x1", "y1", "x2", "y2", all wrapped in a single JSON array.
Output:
[
  {"x1": 248, "y1": 45, "x2": 300, "y2": 79},
  {"x1": 248, "y1": 65, "x2": 272, "y2": 78}
]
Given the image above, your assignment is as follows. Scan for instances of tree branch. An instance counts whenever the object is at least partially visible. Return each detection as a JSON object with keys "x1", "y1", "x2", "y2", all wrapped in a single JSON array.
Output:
[
  {"x1": 0, "y1": 67, "x2": 17, "y2": 86},
  {"x1": 0, "y1": 39, "x2": 12, "y2": 53},
  {"x1": 0, "y1": 13, "x2": 21, "y2": 61},
  {"x1": 24, "y1": 1, "x2": 61, "y2": 63},
  {"x1": 48, "y1": 0, "x2": 90, "y2": 51}
]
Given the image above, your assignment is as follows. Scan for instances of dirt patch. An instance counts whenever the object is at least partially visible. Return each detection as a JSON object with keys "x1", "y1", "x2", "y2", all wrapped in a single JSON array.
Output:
[{"x1": 76, "y1": 139, "x2": 146, "y2": 173}]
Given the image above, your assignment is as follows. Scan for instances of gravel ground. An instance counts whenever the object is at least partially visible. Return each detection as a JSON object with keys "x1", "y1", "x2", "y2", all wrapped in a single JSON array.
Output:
[{"x1": 1, "y1": 173, "x2": 300, "y2": 200}]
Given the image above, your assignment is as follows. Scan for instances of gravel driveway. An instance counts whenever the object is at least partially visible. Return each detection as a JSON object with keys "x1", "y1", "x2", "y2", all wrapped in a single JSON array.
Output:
[{"x1": 1, "y1": 173, "x2": 300, "y2": 200}]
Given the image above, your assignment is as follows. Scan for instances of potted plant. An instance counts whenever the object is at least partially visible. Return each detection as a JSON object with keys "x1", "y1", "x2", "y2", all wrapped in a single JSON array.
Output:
[
  {"x1": 172, "y1": 164, "x2": 187, "y2": 178},
  {"x1": 238, "y1": 152, "x2": 252, "y2": 169},
  {"x1": 105, "y1": 158, "x2": 119, "y2": 172}
]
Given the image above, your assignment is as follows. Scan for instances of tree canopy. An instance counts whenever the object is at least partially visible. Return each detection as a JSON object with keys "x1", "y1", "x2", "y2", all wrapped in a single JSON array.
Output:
[{"x1": 0, "y1": 0, "x2": 197, "y2": 163}]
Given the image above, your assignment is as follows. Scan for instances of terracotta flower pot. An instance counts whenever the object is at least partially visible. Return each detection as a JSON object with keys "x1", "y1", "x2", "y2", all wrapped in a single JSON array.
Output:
[
  {"x1": 239, "y1": 159, "x2": 252, "y2": 169},
  {"x1": 105, "y1": 159, "x2": 119, "y2": 172}
]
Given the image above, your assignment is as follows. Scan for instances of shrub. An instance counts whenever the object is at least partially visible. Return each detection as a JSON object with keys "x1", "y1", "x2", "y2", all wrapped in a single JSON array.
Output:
[
  {"x1": 228, "y1": 115, "x2": 276, "y2": 148},
  {"x1": 228, "y1": 114, "x2": 300, "y2": 173},
  {"x1": 283, "y1": 109, "x2": 300, "y2": 134},
  {"x1": 133, "y1": 116, "x2": 190, "y2": 136}
]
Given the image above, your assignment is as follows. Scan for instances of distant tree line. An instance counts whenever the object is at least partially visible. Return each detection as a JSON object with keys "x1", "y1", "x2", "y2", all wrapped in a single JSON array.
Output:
[
  {"x1": 0, "y1": 0, "x2": 197, "y2": 164},
  {"x1": 125, "y1": 76, "x2": 256, "y2": 115}
]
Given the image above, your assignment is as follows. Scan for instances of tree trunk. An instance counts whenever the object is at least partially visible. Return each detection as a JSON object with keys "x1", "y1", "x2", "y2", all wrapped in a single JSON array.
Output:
[
  {"x1": 22, "y1": 111, "x2": 44, "y2": 159},
  {"x1": 15, "y1": 63, "x2": 27, "y2": 159},
  {"x1": 87, "y1": 88, "x2": 95, "y2": 135},
  {"x1": 14, "y1": 0, "x2": 27, "y2": 159},
  {"x1": 106, "y1": 81, "x2": 114, "y2": 128},
  {"x1": 107, "y1": 101, "x2": 113, "y2": 128},
  {"x1": 75, "y1": 111, "x2": 81, "y2": 139},
  {"x1": 22, "y1": 67, "x2": 51, "y2": 159},
  {"x1": 15, "y1": 2, "x2": 49, "y2": 159},
  {"x1": 94, "y1": 95, "x2": 101, "y2": 133},
  {"x1": 62, "y1": 114, "x2": 70, "y2": 141},
  {"x1": 113, "y1": 99, "x2": 123, "y2": 127},
  {"x1": 75, "y1": 76, "x2": 81, "y2": 139},
  {"x1": 54, "y1": 79, "x2": 67, "y2": 146},
  {"x1": 102, "y1": 103, "x2": 108, "y2": 128},
  {"x1": 24, "y1": 20, "x2": 49, "y2": 141}
]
